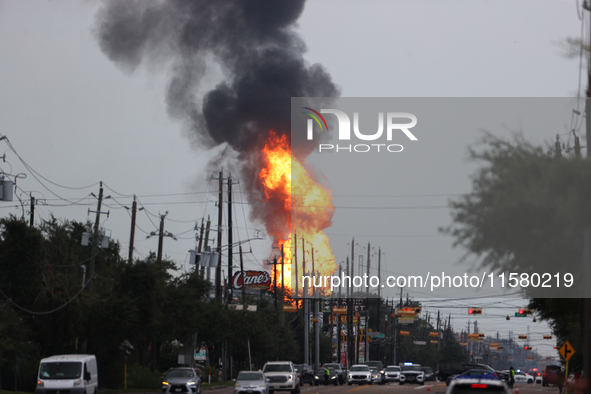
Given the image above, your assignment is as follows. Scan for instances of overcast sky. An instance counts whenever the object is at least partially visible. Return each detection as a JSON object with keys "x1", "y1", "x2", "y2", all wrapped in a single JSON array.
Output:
[{"x1": 0, "y1": 0, "x2": 583, "y2": 359}]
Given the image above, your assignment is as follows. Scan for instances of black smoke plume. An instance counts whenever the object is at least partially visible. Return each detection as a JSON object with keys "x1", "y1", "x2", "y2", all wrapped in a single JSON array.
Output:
[{"x1": 95, "y1": 0, "x2": 339, "y2": 240}]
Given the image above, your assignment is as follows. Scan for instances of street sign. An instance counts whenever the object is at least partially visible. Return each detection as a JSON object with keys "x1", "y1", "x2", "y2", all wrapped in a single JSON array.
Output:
[
  {"x1": 398, "y1": 317, "x2": 416, "y2": 324},
  {"x1": 559, "y1": 341, "x2": 575, "y2": 362},
  {"x1": 369, "y1": 332, "x2": 385, "y2": 338},
  {"x1": 429, "y1": 331, "x2": 439, "y2": 337},
  {"x1": 430, "y1": 340, "x2": 438, "y2": 344},
  {"x1": 413, "y1": 341, "x2": 426, "y2": 345}
]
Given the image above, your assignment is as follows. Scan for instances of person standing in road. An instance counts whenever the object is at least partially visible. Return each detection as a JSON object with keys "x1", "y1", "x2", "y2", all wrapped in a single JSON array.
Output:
[
  {"x1": 509, "y1": 366, "x2": 515, "y2": 389},
  {"x1": 324, "y1": 365, "x2": 330, "y2": 385}
]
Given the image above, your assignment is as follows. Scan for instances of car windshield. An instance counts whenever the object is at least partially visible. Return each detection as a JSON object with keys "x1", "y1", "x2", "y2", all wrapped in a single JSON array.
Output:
[
  {"x1": 369, "y1": 367, "x2": 378, "y2": 372},
  {"x1": 463, "y1": 370, "x2": 493, "y2": 376},
  {"x1": 39, "y1": 362, "x2": 82, "y2": 379},
  {"x1": 324, "y1": 364, "x2": 340, "y2": 369},
  {"x1": 237, "y1": 372, "x2": 264, "y2": 381},
  {"x1": 167, "y1": 369, "x2": 195, "y2": 378},
  {"x1": 264, "y1": 364, "x2": 292, "y2": 372},
  {"x1": 316, "y1": 368, "x2": 334, "y2": 374},
  {"x1": 402, "y1": 366, "x2": 422, "y2": 371},
  {"x1": 294, "y1": 365, "x2": 302, "y2": 371},
  {"x1": 385, "y1": 367, "x2": 400, "y2": 372},
  {"x1": 350, "y1": 366, "x2": 369, "y2": 371}
]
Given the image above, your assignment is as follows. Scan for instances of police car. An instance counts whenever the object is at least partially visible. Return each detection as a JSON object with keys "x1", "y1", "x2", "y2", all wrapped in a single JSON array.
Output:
[
  {"x1": 446, "y1": 376, "x2": 509, "y2": 394},
  {"x1": 399, "y1": 363, "x2": 425, "y2": 385}
]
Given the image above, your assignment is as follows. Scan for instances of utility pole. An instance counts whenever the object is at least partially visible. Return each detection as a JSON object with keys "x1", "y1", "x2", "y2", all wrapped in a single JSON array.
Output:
[
  {"x1": 365, "y1": 242, "x2": 370, "y2": 365},
  {"x1": 157, "y1": 212, "x2": 167, "y2": 264},
  {"x1": 227, "y1": 174, "x2": 236, "y2": 301},
  {"x1": 315, "y1": 270, "x2": 320, "y2": 370},
  {"x1": 281, "y1": 244, "x2": 285, "y2": 297},
  {"x1": 204, "y1": 216, "x2": 212, "y2": 298},
  {"x1": 377, "y1": 247, "x2": 381, "y2": 361},
  {"x1": 240, "y1": 245, "x2": 246, "y2": 305},
  {"x1": 29, "y1": 195, "x2": 35, "y2": 226},
  {"x1": 89, "y1": 181, "x2": 108, "y2": 291},
  {"x1": 303, "y1": 237, "x2": 309, "y2": 366},
  {"x1": 215, "y1": 170, "x2": 224, "y2": 300},
  {"x1": 196, "y1": 218, "x2": 204, "y2": 275},
  {"x1": 128, "y1": 195, "x2": 137, "y2": 264},
  {"x1": 273, "y1": 257, "x2": 278, "y2": 313},
  {"x1": 294, "y1": 233, "x2": 299, "y2": 299}
]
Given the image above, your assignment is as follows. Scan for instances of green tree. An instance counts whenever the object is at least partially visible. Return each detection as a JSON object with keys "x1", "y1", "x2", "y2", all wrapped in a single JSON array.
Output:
[{"x1": 444, "y1": 133, "x2": 591, "y2": 370}]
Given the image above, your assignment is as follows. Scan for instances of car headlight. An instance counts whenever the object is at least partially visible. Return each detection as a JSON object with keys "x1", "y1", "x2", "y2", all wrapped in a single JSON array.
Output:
[
  {"x1": 162, "y1": 382, "x2": 170, "y2": 386},
  {"x1": 288, "y1": 375, "x2": 293, "y2": 381},
  {"x1": 37, "y1": 381, "x2": 44, "y2": 388},
  {"x1": 314, "y1": 376, "x2": 319, "y2": 379},
  {"x1": 331, "y1": 376, "x2": 336, "y2": 379},
  {"x1": 73, "y1": 379, "x2": 82, "y2": 387},
  {"x1": 187, "y1": 382, "x2": 196, "y2": 386},
  {"x1": 234, "y1": 384, "x2": 240, "y2": 388}
]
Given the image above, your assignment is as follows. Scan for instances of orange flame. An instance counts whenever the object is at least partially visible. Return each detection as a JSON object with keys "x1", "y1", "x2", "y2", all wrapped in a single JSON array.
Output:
[{"x1": 259, "y1": 130, "x2": 336, "y2": 296}]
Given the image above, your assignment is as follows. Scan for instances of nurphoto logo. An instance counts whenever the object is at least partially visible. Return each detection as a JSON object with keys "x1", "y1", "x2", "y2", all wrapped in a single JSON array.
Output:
[{"x1": 302, "y1": 107, "x2": 418, "y2": 153}]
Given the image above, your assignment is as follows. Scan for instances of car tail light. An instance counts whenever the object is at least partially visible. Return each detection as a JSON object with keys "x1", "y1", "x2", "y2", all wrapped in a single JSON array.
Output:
[
  {"x1": 471, "y1": 384, "x2": 488, "y2": 389},
  {"x1": 493, "y1": 374, "x2": 497, "y2": 377}
]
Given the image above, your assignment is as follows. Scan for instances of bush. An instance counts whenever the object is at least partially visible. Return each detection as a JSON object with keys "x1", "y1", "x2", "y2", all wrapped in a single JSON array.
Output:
[{"x1": 126, "y1": 364, "x2": 161, "y2": 389}]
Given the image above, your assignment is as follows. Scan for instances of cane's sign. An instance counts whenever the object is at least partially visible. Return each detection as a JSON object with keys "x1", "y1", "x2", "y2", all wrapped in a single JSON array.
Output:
[{"x1": 232, "y1": 271, "x2": 272, "y2": 290}]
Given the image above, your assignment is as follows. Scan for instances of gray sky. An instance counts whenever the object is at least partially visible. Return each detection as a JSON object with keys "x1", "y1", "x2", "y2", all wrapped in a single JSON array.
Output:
[{"x1": 0, "y1": 0, "x2": 582, "y2": 359}]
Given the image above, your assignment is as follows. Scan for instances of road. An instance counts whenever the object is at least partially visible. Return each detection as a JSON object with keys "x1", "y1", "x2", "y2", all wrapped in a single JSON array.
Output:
[{"x1": 215, "y1": 382, "x2": 560, "y2": 394}]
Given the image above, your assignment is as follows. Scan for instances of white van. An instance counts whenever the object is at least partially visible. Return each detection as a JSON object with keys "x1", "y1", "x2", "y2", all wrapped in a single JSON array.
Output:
[{"x1": 36, "y1": 354, "x2": 98, "y2": 394}]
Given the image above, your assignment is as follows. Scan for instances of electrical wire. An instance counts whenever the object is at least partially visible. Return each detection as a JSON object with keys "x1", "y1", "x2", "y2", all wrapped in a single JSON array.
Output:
[{"x1": 0, "y1": 273, "x2": 96, "y2": 315}]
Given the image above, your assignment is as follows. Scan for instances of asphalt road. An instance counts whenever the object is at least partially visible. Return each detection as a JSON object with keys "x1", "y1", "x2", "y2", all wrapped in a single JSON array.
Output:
[{"x1": 214, "y1": 382, "x2": 560, "y2": 394}]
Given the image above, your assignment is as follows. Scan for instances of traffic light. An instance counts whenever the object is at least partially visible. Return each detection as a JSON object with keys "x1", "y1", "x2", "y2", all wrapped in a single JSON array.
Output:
[
  {"x1": 468, "y1": 308, "x2": 482, "y2": 315},
  {"x1": 524, "y1": 346, "x2": 532, "y2": 350},
  {"x1": 543, "y1": 335, "x2": 553, "y2": 340},
  {"x1": 506, "y1": 315, "x2": 511, "y2": 320},
  {"x1": 478, "y1": 333, "x2": 485, "y2": 339},
  {"x1": 518, "y1": 335, "x2": 528, "y2": 339}
]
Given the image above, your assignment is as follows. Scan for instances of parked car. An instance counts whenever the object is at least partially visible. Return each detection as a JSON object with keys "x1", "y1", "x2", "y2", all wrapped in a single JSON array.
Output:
[
  {"x1": 384, "y1": 366, "x2": 401, "y2": 382},
  {"x1": 262, "y1": 361, "x2": 299, "y2": 394},
  {"x1": 323, "y1": 363, "x2": 346, "y2": 384},
  {"x1": 36, "y1": 354, "x2": 99, "y2": 394},
  {"x1": 161, "y1": 367, "x2": 202, "y2": 394},
  {"x1": 234, "y1": 371, "x2": 269, "y2": 394},
  {"x1": 422, "y1": 367, "x2": 436, "y2": 381},
  {"x1": 514, "y1": 371, "x2": 534, "y2": 384},
  {"x1": 347, "y1": 364, "x2": 372, "y2": 385},
  {"x1": 313, "y1": 367, "x2": 338, "y2": 386},
  {"x1": 293, "y1": 364, "x2": 313, "y2": 386}
]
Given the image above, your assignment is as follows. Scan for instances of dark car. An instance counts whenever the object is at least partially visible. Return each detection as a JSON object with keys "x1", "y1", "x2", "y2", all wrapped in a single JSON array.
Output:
[
  {"x1": 422, "y1": 367, "x2": 436, "y2": 381},
  {"x1": 313, "y1": 368, "x2": 338, "y2": 386},
  {"x1": 293, "y1": 364, "x2": 314, "y2": 386},
  {"x1": 322, "y1": 363, "x2": 346, "y2": 384},
  {"x1": 162, "y1": 367, "x2": 202, "y2": 394}
]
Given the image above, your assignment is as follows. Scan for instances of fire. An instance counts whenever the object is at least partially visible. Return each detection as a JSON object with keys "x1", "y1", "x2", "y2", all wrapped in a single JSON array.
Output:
[{"x1": 259, "y1": 130, "x2": 336, "y2": 296}]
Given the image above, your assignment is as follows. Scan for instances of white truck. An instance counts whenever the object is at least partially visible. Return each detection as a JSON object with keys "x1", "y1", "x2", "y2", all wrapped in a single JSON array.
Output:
[{"x1": 262, "y1": 361, "x2": 300, "y2": 394}]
